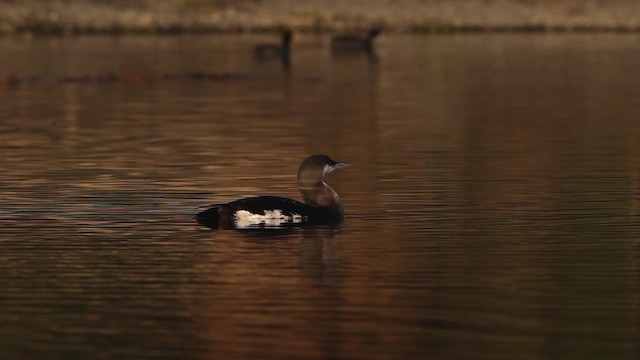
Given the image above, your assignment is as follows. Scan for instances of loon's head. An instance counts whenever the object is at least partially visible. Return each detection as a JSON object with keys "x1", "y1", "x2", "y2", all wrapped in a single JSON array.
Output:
[
  {"x1": 282, "y1": 29, "x2": 293, "y2": 44},
  {"x1": 298, "y1": 154, "x2": 350, "y2": 186},
  {"x1": 368, "y1": 28, "x2": 382, "y2": 39}
]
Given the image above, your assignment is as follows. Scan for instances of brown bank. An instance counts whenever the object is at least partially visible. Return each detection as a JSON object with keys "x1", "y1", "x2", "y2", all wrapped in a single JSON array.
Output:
[{"x1": 1, "y1": 0, "x2": 640, "y2": 35}]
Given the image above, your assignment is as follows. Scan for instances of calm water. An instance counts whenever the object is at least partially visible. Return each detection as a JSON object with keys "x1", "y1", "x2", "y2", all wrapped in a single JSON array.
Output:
[{"x1": 1, "y1": 33, "x2": 639, "y2": 360}]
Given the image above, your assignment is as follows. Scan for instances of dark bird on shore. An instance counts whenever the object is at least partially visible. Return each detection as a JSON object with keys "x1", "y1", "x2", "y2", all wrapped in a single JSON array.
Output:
[
  {"x1": 331, "y1": 28, "x2": 382, "y2": 53},
  {"x1": 254, "y1": 29, "x2": 293, "y2": 66},
  {"x1": 195, "y1": 155, "x2": 350, "y2": 230}
]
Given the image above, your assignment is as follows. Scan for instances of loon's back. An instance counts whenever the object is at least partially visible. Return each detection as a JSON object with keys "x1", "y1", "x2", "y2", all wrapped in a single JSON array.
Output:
[{"x1": 195, "y1": 196, "x2": 339, "y2": 229}]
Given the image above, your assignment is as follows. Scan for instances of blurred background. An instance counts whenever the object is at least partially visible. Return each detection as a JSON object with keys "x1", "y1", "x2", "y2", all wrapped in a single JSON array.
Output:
[
  {"x1": 1, "y1": 1, "x2": 639, "y2": 360},
  {"x1": 2, "y1": 0, "x2": 640, "y2": 34}
]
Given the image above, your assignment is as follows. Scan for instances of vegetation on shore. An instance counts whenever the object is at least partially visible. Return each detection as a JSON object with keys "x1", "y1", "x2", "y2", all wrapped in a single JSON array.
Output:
[{"x1": 1, "y1": 0, "x2": 640, "y2": 35}]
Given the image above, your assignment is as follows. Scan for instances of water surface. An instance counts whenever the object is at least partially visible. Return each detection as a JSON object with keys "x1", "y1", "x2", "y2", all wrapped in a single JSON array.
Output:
[{"x1": 1, "y1": 34, "x2": 639, "y2": 360}]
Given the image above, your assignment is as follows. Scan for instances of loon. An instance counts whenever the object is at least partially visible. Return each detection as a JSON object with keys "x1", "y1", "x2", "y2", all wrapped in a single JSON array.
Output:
[
  {"x1": 254, "y1": 29, "x2": 292, "y2": 63},
  {"x1": 195, "y1": 155, "x2": 350, "y2": 229},
  {"x1": 331, "y1": 28, "x2": 381, "y2": 53}
]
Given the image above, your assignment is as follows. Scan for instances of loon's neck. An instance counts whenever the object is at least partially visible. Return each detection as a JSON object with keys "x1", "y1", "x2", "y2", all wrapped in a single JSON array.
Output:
[{"x1": 298, "y1": 179, "x2": 344, "y2": 217}]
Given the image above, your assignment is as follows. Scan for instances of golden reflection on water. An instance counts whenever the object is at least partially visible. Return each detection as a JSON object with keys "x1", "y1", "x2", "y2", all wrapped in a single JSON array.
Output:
[{"x1": 1, "y1": 34, "x2": 639, "y2": 359}]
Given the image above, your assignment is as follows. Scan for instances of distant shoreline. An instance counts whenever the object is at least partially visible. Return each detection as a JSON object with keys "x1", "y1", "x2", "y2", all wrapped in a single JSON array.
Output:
[{"x1": 2, "y1": 0, "x2": 640, "y2": 35}]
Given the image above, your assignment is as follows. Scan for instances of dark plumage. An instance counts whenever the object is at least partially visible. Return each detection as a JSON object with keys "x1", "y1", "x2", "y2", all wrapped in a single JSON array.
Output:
[
  {"x1": 253, "y1": 29, "x2": 292, "y2": 63},
  {"x1": 195, "y1": 155, "x2": 350, "y2": 229},
  {"x1": 331, "y1": 28, "x2": 382, "y2": 53}
]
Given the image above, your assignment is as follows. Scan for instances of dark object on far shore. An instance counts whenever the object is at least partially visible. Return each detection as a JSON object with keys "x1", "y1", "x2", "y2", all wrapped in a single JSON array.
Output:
[
  {"x1": 331, "y1": 28, "x2": 382, "y2": 53},
  {"x1": 195, "y1": 155, "x2": 350, "y2": 230},
  {"x1": 253, "y1": 29, "x2": 292, "y2": 66}
]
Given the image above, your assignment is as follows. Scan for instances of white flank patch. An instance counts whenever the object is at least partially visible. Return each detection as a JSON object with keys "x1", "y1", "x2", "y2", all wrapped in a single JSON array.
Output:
[{"x1": 234, "y1": 210, "x2": 304, "y2": 229}]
